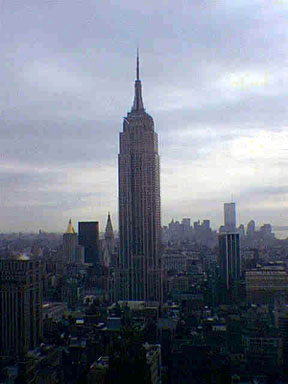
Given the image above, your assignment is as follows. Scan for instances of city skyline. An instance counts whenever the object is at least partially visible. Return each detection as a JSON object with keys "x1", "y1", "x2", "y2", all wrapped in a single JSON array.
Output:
[{"x1": 1, "y1": 0, "x2": 287, "y2": 232}]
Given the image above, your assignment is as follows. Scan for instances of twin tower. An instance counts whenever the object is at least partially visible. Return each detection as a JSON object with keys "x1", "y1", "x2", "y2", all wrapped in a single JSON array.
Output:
[{"x1": 117, "y1": 53, "x2": 162, "y2": 302}]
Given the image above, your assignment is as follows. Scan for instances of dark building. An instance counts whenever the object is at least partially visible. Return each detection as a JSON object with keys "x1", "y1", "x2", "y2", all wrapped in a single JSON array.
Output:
[
  {"x1": 105, "y1": 212, "x2": 114, "y2": 241},
  {"x1": 246, "y1": 265, "x2": 288, "y2": 305},
  {"x1": 0, "y1": 256, "x2": 42, "y2": 357},
  {"x1": 276, "y1": 304, "x2": 288, "y2": 367},
  {"x1": 218, "y1": 233, "x2": 241, "y2": 290},
  {"x1": 118, "y1": 53, "x2": 162, "y2": 302},
  {"x1": 78, "y1": 221, "x2": 99, "y2": 265},
  {"x1": 169, "y1": 343, "x2": 230, "y2": 383}
]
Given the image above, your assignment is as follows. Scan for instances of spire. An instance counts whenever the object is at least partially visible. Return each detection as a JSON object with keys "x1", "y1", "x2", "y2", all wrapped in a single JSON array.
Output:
[
  {"x1": 131, "y1": 49, "x2": 144, "y2": 112},
  {"x1": 66, "y1": 218, "x2": 76, "y2": 234},
  {"x1": 136, "y1": 48, "x2": 140, "y2": 80},
  {"x1": 105, "y1": 212, "x2": 114, "y2": 240}
]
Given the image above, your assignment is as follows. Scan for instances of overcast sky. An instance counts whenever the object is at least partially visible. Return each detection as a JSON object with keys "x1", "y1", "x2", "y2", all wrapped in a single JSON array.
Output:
[{"x1": 0, "y1": 0, "x2": 287, "y2": 233}]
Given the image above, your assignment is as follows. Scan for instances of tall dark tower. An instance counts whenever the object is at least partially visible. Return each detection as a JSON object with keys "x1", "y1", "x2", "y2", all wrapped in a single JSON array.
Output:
[
  {"x1": 78, "y1": 221, "x2": 99, "y2": 265},
  {"x1": 218, "y1": 232, "x2": 241, "y2": 290},
  {"x1": 118, "y1": 52, "x2": 161, "y2": 302},
  {"x1": 0, "y1": 257, "x2": 42, "y2": 357}
]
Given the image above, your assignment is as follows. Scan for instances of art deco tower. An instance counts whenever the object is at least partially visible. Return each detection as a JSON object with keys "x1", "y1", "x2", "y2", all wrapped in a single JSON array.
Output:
[{"x1": 118, "y1": 53, "x2": 161, "y2": 302}]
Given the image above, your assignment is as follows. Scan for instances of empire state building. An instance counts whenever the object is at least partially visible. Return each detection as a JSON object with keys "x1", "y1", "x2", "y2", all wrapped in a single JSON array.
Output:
[{"x1": 118, "y1": 53, "x2": 161, "y2": 302}]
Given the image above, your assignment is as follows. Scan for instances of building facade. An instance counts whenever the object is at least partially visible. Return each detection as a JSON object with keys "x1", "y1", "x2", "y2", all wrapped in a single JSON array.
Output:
[
  {"x1": 218, "y1": 232, "x2": 241, "y2": 290},
  {"x1": 63, "y1": 219, "x2": 78, "y2": 263},
  {"x1": 118, "y1": 53, "x2": 161, "y2": 302},
  {"x1": 224, "y1": 202, "x2": 236, "y2": 232},
  {"x1": 246, "y1": 266, "x2": 288, "y2": 304},
  {"x1": 78, "y1": 221, "x2": 99, "y2": 265},
  {"x1": 0, "y1": 257, "x2": 42, "y2": 357}
]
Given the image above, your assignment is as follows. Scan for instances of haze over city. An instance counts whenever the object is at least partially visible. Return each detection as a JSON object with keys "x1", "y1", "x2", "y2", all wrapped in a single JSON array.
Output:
[{"x1": 1, "y1": 0, "x2": 287, "y2": 232}]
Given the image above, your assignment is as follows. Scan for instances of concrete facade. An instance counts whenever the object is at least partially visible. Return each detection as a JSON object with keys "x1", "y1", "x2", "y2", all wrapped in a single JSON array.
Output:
[{"x1": 0, "y1": 257, "x2": 42, "y2": 357}]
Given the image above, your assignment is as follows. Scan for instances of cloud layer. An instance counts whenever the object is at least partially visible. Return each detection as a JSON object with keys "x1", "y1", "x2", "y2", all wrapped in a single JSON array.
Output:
[{"x1": 1, "y1": 0, "x2": 288, "y2": 231}]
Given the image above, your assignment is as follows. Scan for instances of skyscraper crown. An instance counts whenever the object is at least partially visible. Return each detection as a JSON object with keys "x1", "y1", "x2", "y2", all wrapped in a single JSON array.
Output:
[
  {"x1": 131, "y1": 49, "x2": 145, "y2": 112},
  {"x1": 65, "y1": 219, "x2": 76, "y2": 234},
  {"x1": 105, "y1": 212, "x2": 114, "y2": 239}
]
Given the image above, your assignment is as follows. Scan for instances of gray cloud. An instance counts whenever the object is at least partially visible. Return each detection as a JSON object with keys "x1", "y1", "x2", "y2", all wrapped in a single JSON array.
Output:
[{"x1": 0, "y1": 0, "x2": 287, "y2": 231}]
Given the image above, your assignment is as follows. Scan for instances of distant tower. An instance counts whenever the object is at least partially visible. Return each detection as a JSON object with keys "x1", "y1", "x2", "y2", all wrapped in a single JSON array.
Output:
[
  {"x1": 0, "y1": 257, "x2": 42, "y2": 357},
  {"x1": 238, "y1": 224, "x2": 245, "y2": 237},
  {"x1": 118, "y1": 52, "x2": 162, "y2": 301},
  {"x1": 218, "y1": 233, "x2": 241, "y2": 290},
  {"x1": 224, "y1": 202, "x2": 236, "y2": 231},
  {"x1": 63, "y1": 219, "x2": 78, "y2": 263},
  {"x1": 31, "y1": 241, "x2": 41, "y2": 257},
  {"x1": 102, "y1": 212, "x2": 115, "y2": 267},
  {"x1": 105, "y1": 212, "x2": 114, "y2": 241},
  {"x1": 247, "y1": 220, "x2": 256, "y2": 237}
]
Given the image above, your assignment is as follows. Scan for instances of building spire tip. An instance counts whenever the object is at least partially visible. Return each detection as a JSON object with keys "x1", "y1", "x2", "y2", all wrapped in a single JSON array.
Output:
[
  {"x1": 136, "y1": 48, "x2": 140, "y2": 81},
  {"x1": 131, "y1": 49, "x2": 144, "y2": 111}
]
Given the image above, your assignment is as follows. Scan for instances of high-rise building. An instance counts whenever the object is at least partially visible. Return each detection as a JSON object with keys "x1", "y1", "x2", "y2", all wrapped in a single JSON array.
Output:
[
  {"x1": 218, "y1": 233, "x2": 241, "y2": 290},
  {"x1": 181, "y1": 218, "x2": 191, "y2": 229},
  {"x1": 118, "y1": 53, "x2": 161, "y2": 302},
  {"x1": 182, "y1": 218, "x2": 191, "y2": 240},
  {"x1": 63, "y1": 218, "x2": 78, "y2": 263},
  {"x1": 105, "y1": 212, "x2": 114, "y2": 241},
  {"x1": 0, "y1": 256, "x2": 42, "y2": 357},
  {"x1": 101, "y1": 212, "x2": 116, "y2": 268},
  {"x1": 238, "y1": 224, "x2": 245, "y2": 237},
  {"x1": 78, "y1": 221, "x2": 99, "y2": 265},
  {"x1": 246, "y1": 220, "x2": 256, "y2": 237},
  {"x1": 224, "y1": 202, "x2": 236, "y2": 231}
]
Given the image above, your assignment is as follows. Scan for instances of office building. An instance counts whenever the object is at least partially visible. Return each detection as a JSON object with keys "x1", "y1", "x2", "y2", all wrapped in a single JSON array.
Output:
[
  {"x1": 238, "y1": 224, "x2": 245, "y2": 237},
  {"x1": 63, "y1": 218, "x2": 78, "y2": 263},
  {"x1": 246, "y1": 265, "x2": 288, "y2": 304},
  {"x1": 224, "y1": 202, "x2": 236, "y2": 231},
  {"x1": 118, "y1": 53, "x2": 161, "y2": 301},
  {"x1": 218, "y1": 233, "x2": 241, "y2": 290},
  {"x1": 78, "y1": 221, "x2": 99, "y2": 265},
  {"x1": 275, "y1": 303, "x2": 288, "y2": 366},
  {"x1": 246, "y1": 220, "x2": 256, "y2": 237},
  {"x1": 0, "y1": 256, "x2": 42, "y2": 357}
]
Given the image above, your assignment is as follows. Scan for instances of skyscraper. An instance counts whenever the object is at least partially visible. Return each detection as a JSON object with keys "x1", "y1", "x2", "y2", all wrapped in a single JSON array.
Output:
[
  {"x1": 0, "y1": 256, "x2": 42, "y2": 357},
  {"x1": 118, "y1": 52, "x2": 161, "y2": 302},
  {"x1": 247, "y1": 220, "x2": 256, "y2": 237},
  {"x1": 78, "y1": 221, "x2": 99, "y2": 265},
  {"x1": 218, "y1": 232, "x2": 241, "y2": 290},
  {"x1": 105, "y1": 212, "x2": 114, "y2": 241},
  {"x1": 224, "y1": 202, "x2": 236, "y2": 231},
  {"x1": 63, "y1": 218, "x2": 78, "y2": 263},
  {"x1": 102, "y1": 212, "x2": 116, "y2": 268}
]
